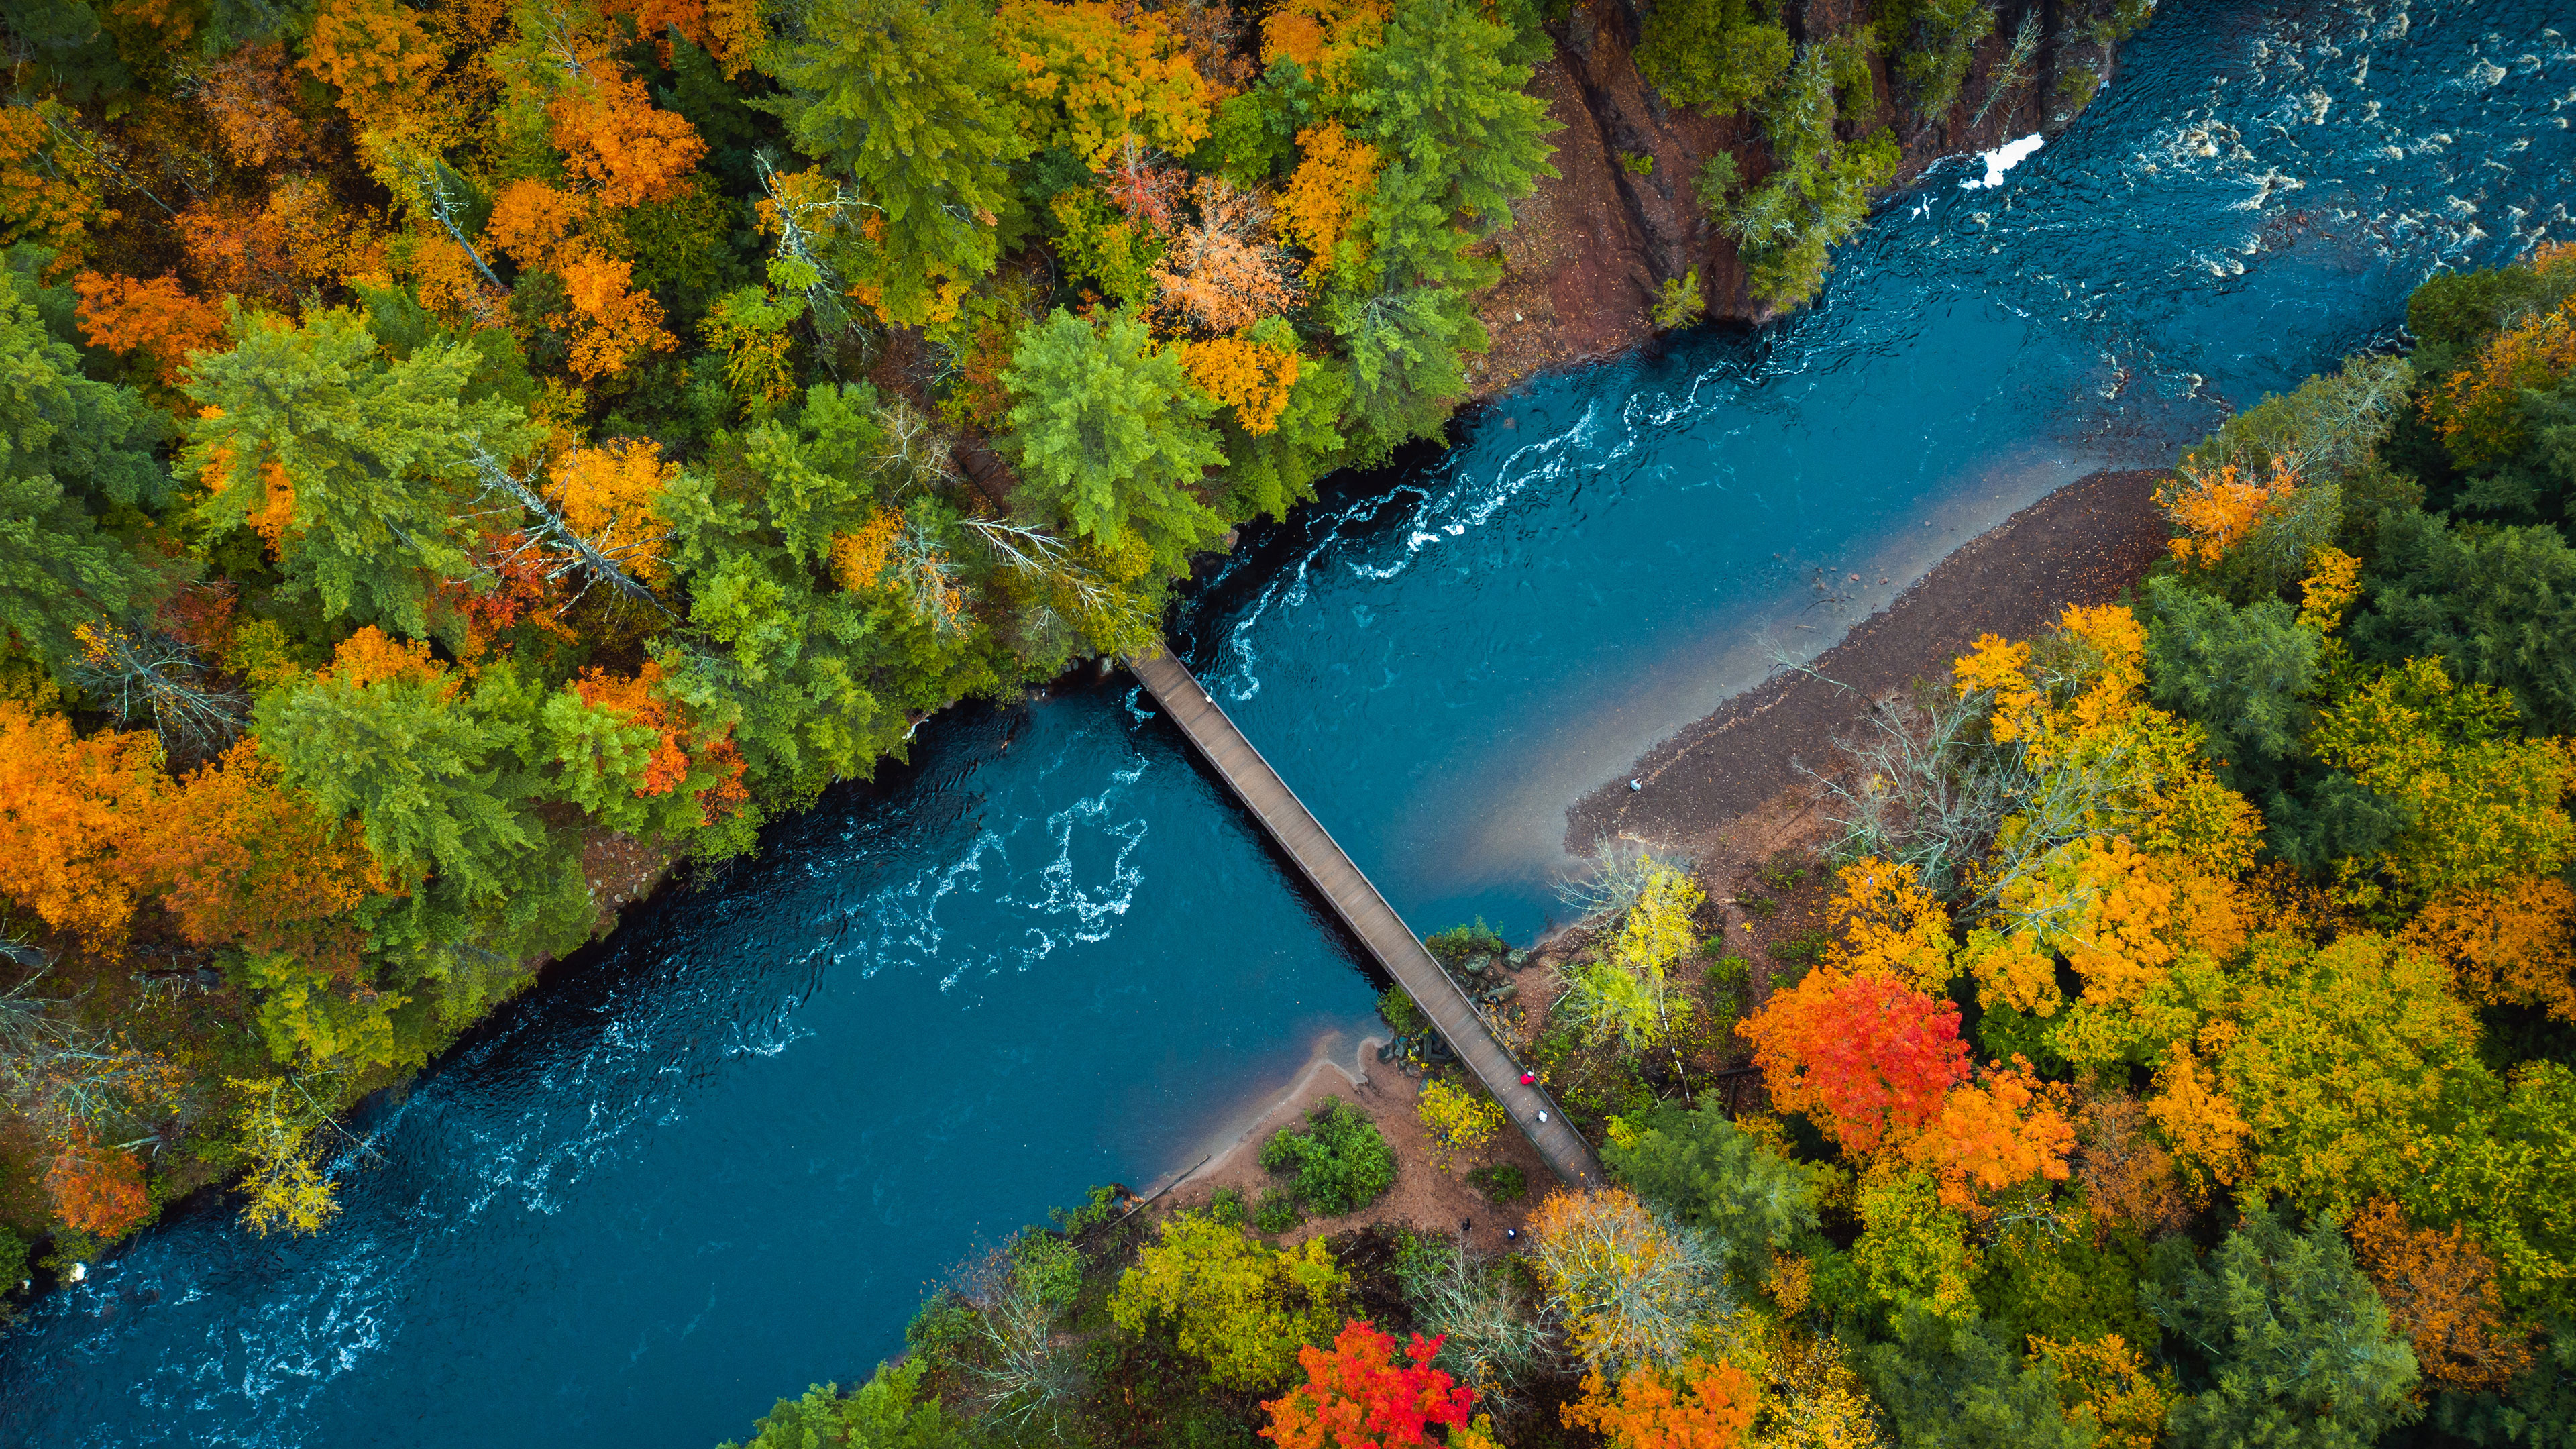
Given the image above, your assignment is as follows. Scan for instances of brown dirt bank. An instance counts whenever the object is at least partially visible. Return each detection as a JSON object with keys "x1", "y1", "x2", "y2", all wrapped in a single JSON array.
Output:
[
  {"x1": 1150, "y1": 1032, "x2": 1550, "y2": 1253},
  {"x1": 1566, "y1": 468, "x2": 2170, "y2": 851}
]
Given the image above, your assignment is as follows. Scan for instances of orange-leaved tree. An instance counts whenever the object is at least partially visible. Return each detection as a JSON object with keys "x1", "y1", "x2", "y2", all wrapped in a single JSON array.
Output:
[
  {"x1": 1901, "y1": 1057, "x2": 2076, "y2": 1210},
  {"x1": 73, "y1": 272, "x2": 229, "y2": 389},
  {"x1": 1262, "y1": 1318, "x2": 1481, "y2": 1449},
  {"x1": 1560, "y1": 1358, "x2": 1758, "y2": 1449},
  {"x1": 1278, "y1": 123, "x2": 1379, "y2": 284},
  {"x1": 1183, "y1": 333, "x2": 1302, "y2": 435},
  {"x1": 549, "y1": 438, "x2": 678, "y2": 579},
  {"x1": 2029, "y1": 1334, "x2": 2171, "y2": 1449},
  {"x1": 548, "y1": 68, "x2": 708, "y2": 211},
  {"x1": 0, "y1": 701, "x2": 166, "y2": 949},
  {"x1": 2402, "y1": 876, "x2": 2576, "y2": 1022},
  {"x1": 558, "y1": 248, "x2": 678, "y2": 379},
  {"x1": 2157, "y1": 455, "x2": 2303, "y2": 568},
  {"x1": 2422, "y1": 280, "x2": 2576, "y2": 470},
  {"x1": 123, "y1": 739, "x2": 388, "y2": 976},
  {"x1": 301, "y1": 0, "x2": 447, "y2": 129},
  {"x1": 0, "y1": 101, "x2": 106, "y2": 252},
  {"x1": 2348, "y1": 1199, "x2": 2534, "y2": 1392},
  {"x1": 1737, "y1": 967, "x2": 1968, "y2": 1154},
  {"x1": 1821, "y1": 857, "x2": 1953, "y2": 994},
  {"x1": 45, "y1": 1136, "x2": 152, "y2": 1238}
]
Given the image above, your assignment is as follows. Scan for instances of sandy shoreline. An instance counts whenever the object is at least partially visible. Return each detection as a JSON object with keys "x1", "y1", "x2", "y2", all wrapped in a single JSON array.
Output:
[
  {"x1": 1566, "y1": 468, "x2": 2172, "y2": 853},
  {"x1": 1142, "y1": 1028, "x2": 1552, "y2": 1251}
]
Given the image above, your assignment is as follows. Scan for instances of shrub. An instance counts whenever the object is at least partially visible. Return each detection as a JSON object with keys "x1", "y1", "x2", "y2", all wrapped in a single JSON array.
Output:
[
  {"x1": 1260, "y1": 1098, "x2": 1397, "y2": 1214},
  {"x1": 1759, "y1": 852, "x2": 1812, "y2": 891},
  {"x1": 1466, "y1": 1163, "x2": 1527, "y2": 1203},
  {"x1": 1378, "y1": 984, "x2": 1429, "y2": 1036},
  {"x1": 1254, "y1": 1188, "x2": 1305, "y2": 1234},
  {"x1": 1424, "y1": 919, "x2": 1507, "y2": 966},
  {"x1": 1418, "y1": 1077, "x2": 1507, "y2": 1169}
]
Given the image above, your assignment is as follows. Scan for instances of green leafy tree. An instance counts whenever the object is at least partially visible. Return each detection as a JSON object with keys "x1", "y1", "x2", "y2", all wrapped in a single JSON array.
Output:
[
  {"x1": 2349, "y1": 508, "x2": 2576, "y2": 737},
  {"x1": 2144, "y1": 1208, "x2": 2420, "y2": 1449},
  {"x1": 1000, "y1": 307, "x2": 1226, "y2": 574},
  {"x1": 1860, "y1": 1308, "x2": 2097, "y2": 1449},
  {"x1": 1972, "y1": 1218, "x2": 2160, "y2": 1358},
  {"x1": 2142, "y1": 576, "x2": 2321, "y2": 828},
  {"x1": 1109, "y1": 1209, "x2": 1348, "y2": 1390},
  {"x1": 2181, "y1": 355, "x2": 2415, "y2": 485},
  {"x1": 761, "y1": 0, "x2": 1029, "y2": 327},
  {"x1": 1878, "y1": 0, "x2": 1995, "y2": 118},
  {"x1": 252, "y1": 655, "x2": 540, "y2": 904},
  {"x1": 1601, "y1": 1099, "x2": 1822, "y2": 1291},
  {"x1": 0, "y1": 267, "x2": 169, "y2": 665},
  {"x1": 1636, "y1": 0, "x2": 1793, "y2": 117},
  {"x1": 658, "y1": 384, "x2": 985, "y2": 814},
  {"x1": 1348, "y1": 0, "x2": 1558, "y2": 291},
  {"x1": 2407, "y1": 1061, "x2": 2576, "y2": 1317},
  {"x1": 1326, "y1": 285, "x2": 1485, "y2": 462},
  {"x1": 718, "y1": 1358, "x2": 965, "y2": 1449},
  {"x1": 231, "y1": 949, "x2": 421, "y2": 1073},
  {"x1": 1724, "y1": 38, "x2": 1902, "y2": 309},
  {"x1": 183, "y1": 309, "x2": 531, "y2": 639}
]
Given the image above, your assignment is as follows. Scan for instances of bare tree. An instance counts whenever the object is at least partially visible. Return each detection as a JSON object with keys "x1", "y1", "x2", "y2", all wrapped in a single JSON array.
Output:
[
  {"x1": 1402, "y1": 1232, "x2": 1561, "y2": 1416},
  {"x1": 68, "y1": 619, "x2": 247, "y2": 759},
  {"x1": 955, "y1": 1234, "x2": 1086, "y2": 1438},
  {"x1": 466, "y1": 445, "x2": 675, "y2": 618},
  {"x1": 1557, "y1": 836, "x2": 1697, "y2": 922}
]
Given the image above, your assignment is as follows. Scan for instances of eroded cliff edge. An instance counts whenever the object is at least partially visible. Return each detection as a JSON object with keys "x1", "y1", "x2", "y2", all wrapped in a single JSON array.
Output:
[{"x1": 1470, "y1": 0, "x2": 2139, "y2": 395}]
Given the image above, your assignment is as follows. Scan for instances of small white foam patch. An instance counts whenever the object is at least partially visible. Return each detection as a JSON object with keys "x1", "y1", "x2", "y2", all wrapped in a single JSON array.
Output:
[{"x1": 1962, "y1": 133, "x2": 2045, "y2": 189}]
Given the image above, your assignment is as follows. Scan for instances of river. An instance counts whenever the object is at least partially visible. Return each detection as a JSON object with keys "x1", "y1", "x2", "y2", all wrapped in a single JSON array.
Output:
[{"x1": 2, "y1": 1, "x2": 2565, "y2": 1442}]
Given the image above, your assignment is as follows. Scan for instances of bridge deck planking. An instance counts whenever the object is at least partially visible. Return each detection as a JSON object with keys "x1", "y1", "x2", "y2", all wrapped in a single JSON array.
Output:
[{"x1": 1126, "y1": 649, "x2": 1606, "y2": 1191}]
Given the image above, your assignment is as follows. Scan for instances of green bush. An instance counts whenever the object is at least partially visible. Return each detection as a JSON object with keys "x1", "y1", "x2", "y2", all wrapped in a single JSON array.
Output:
[
  {"x1": 1379, "y1": 985, "x2": 1429, "y2": 1036},
  {"x1": 1769, "y1": 928, "x2": 1829, "y2": 980},
  {"x1": 1424, "y1": 920, "x2": 1507, "y2": 966},
  {"x1": 1207, "y1": 1186, "x2": 1247, "y2": 1226},
  {"x1": 1758, "y1": 852, "x2": 1812, "y2": 891},
  {"x1": 1705, "y1": 952, "x2": 1753, "y2": 988},
  {"x1": 1258, "y1": 1098, "x2": 1397, "y2": 1214},
  {"x1": 1253, "y1": 1188, "x2": 1304, "y2": 1234},
  {"x1": 1466, "y1": 1163, "x2": 1528, "y2": 1203},
  {"x1": 1010, "y1": 1231, "x2": 1085, "y2": 1307}
]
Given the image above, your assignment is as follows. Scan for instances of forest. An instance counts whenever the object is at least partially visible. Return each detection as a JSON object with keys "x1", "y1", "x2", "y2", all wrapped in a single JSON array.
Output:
[
  {"x1": 0, "y1": 0, "x2": 1579, "y2": 1275},
  {"x1": 712, "y1": 245, "x2": 2576, "y2": 1448}
]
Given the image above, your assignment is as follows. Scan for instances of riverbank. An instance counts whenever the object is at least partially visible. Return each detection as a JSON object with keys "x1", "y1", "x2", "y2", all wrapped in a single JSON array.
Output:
[
  {"x1": 1145, "y1": 1030, "x2": 1552, "y2": 1250},
  {"x1": 1566, "y1": 467, "x2": 2171, "y2": 857}
]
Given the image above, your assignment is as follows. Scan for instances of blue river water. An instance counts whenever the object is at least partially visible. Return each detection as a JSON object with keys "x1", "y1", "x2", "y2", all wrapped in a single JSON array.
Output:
[{"x1": 3, "y1": 2, "x2": 2567, "y2": 1444}]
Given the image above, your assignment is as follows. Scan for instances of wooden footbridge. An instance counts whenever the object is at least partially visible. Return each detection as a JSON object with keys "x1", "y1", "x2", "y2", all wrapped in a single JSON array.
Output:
[{"x1": 1126, "y1": 647, "x2": 1606, "y2": 1190}]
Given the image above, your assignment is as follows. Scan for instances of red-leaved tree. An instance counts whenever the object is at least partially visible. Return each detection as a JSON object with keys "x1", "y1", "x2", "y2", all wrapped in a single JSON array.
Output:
[
  {"x1": 1263, "y1": 1319, "x2": 1479, "y2": 1449},
  {"x1": 1737, "y1": 968, "x2": 1969, "y2": 1153}
]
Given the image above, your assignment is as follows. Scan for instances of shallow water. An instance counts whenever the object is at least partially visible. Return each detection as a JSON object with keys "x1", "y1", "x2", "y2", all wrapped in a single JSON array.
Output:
[{"x1": 3, "y1": 2, "x2": 2568, "y2": 1443}]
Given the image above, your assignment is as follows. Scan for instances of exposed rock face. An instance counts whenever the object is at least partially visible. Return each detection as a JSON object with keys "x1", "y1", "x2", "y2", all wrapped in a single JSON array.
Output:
[{"x1": 1472, "y1": 0, "x2": 2131, "y2": 397}]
